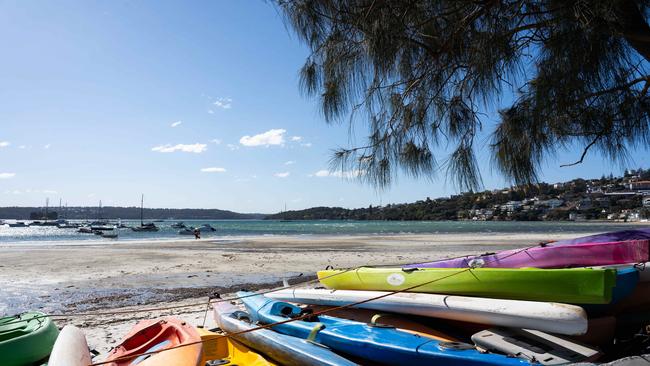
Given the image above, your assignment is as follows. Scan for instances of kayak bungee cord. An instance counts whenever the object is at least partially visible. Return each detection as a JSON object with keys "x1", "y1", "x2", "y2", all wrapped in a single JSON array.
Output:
[{"x1": 86, "y1": 243, "x2": 543, "y2": 366}]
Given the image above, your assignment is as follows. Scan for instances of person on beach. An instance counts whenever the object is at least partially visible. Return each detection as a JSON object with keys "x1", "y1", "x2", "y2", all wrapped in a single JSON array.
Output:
[{"x1": 193, "y1": 228, "x2": 200, "y2": 239}]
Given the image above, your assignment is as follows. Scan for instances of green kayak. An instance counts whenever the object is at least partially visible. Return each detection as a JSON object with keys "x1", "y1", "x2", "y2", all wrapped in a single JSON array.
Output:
[
  {"x1": 318, "y1": 267, "x2": 621, "y2": 304},
  {"x1": 0, "y1": 311, "x2": 59, "y2": 366}
]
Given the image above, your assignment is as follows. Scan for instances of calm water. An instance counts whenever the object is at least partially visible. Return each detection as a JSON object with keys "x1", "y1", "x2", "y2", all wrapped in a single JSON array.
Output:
[{"x1": 0, "y1": 220, "x2": 642, "y2": 243}]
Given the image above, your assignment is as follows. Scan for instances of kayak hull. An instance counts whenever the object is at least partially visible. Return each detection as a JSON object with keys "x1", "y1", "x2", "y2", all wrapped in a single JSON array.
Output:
[
  {"x1": 317, "y1": 267, "x2": 623, "y2": 304},
  {"x1": 405, "y1": 240, "x2": 649, "y2": 269},
  {"x1": 104, "y1": 317, "x2": 202, "y2": 366},
  {"x1": 213, "y1": 301, "x2": 357, "y2": 366},
  {"x1": 554, "y1": 228, "x2": 650, "y2": 245},
  {"x1": 268, "y1": 288, "x2": 588, "y2": 335},
  {"x1": 0, "y1": 311, "x2": 59, "y2": 366},
  {"x1": 48, "y1": 325, "x2": 92, "y2": 366},
  {"x1": 197, "y1": 327, "x2": 275, "y2": 366}
]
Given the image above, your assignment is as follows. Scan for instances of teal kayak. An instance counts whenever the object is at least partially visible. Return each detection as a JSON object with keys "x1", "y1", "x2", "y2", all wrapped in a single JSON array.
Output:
[{"x1": 0, "y1": 312, "x2": 59, "y2": 366}]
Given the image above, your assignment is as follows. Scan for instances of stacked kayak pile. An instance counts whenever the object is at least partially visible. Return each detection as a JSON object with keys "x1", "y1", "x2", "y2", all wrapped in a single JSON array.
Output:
[{"x1": 215, "y1": 228, "x2": 650, "y2": 365}]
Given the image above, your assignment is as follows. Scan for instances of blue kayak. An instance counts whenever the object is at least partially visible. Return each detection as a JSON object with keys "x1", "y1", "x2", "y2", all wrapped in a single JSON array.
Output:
[{"x1": 239, "y1": 291, "x2": 531, "y2": 366}]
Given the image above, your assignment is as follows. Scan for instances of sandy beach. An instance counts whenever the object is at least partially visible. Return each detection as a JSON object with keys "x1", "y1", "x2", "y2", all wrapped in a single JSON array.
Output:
[{"x1": 0, "y1": 230, "x2": 613, "y2": 356}]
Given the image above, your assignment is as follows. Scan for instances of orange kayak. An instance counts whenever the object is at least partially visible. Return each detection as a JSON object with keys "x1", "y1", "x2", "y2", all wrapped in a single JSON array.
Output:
[{"x1": 104, "y1": 317, "x2": 202, "y2": 366}]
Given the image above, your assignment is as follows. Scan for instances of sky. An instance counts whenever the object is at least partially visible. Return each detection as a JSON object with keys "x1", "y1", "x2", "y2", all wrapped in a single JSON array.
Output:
[{"x1": 0, "y1": 1, "x2": 648, "y2": 213}]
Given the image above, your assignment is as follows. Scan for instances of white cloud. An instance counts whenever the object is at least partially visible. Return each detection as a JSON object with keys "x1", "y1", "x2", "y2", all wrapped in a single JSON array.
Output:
[
  {"x1": 207, "y1": 109, "x2": 214, "y2": 114},
  {"x1": 0, "y1": 172, "x2": 16, "y2": 179},
  {"x1": 284, "y1": 160, "x2": 296, "y2": 165},
  {"x1": 240, "y1": 129, "x2": 286, "y2": 147},
  {"x1": 312, "y1": 169, "x2": 364, "y2": 179},
  {"x1": 226, "y1": 144, "x2": 240, "y2": 151},
  {"x1": 42, "y1": 189, "x2": 58, "y2": 194},
  {"x1": 301, "y1": 142, "x2": 312, "y2": 148},
  {"x1": 151, "y1": 143, "x2": 207, "y2": 154},
  {"x1": 290, "y1": 136, "x2": 302, "y2": 142},
  {"x1": 211, "y1": 139, "x2": 222, "y2": 145},
  {"x1": 43, "y1": 144, "x2": 51, "y2": 149},
  {"x1": 213, "y1": 97, "x2": 233, "y2": 109},
  {"x1": 201, "y1": 167, "x2": 226, "y2": 173},
  {"x1": 18, "y1": 145, "x2": 27, "y2": 149},
  {"x1": 0, "y1": 141, "x2": 10, "y2": 147},
  {"x1": 274, "y1": 172, "x2": 290, "y2": 178},
  {"x1": 170, "y1": 121, "x2": 182, "y2": 128}
]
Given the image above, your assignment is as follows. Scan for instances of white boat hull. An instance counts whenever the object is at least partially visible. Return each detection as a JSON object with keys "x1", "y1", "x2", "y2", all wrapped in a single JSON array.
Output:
[
  {"x1": 268, "y1": 288, "x2": 588, "y2": 335},
  {"x1": 47, "y1": 325, "x2": 91, "y2": 366}
]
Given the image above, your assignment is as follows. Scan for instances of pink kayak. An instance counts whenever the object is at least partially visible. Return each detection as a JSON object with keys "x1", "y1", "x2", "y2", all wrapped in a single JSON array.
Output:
[{"x1": 404, "y1": 240, "x2": 649, "y2": 269}]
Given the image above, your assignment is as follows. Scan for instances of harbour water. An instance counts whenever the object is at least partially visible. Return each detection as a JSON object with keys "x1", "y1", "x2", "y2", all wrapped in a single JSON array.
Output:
[{"x1": 0, "y1": 219, "x2": 639, "y2": 243}]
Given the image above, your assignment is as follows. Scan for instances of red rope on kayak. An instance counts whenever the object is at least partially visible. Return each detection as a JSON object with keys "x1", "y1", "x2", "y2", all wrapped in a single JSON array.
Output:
[{"x1": 87, "y1": 244, "x2": 542, "y2": 366}]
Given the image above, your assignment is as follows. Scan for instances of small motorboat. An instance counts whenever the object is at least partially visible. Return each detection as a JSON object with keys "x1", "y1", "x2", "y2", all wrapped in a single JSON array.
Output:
[
  {"x1": 8, "y1": 221, "x2": 27, "y2": 228},
  {"x1": 90, "y1": 224, "x2": 114, "y2": 231},
  {"x1": 198, "y1": 224, "x2": 216, "y2": 232},
  {"x1": 101, "y1": 228, "x2": 119, "y2": 239},
  {"x1": 77, "y1": 227, "x2": 93, "y2": 234},
  {"x1": 131, "y1": 222, "x2": 159, "y2": 232}
]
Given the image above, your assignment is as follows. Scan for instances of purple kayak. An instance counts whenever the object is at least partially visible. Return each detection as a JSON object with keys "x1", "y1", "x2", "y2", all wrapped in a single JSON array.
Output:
[
  {"x1": 552, "y1": 228, "x2": 650, "y2": 245},
  {"x1": 404, "y1": 239, "x2": 649, "y2": 269}
]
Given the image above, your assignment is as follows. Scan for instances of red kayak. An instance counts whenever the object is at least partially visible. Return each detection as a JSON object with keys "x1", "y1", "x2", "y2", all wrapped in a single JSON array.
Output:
[{"x1": 104, "y1": 318, "x2": 202, "y2": 366}]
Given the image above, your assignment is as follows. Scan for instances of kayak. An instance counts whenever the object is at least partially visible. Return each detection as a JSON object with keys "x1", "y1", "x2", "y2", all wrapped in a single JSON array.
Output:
[
  {"x1": 0, "y1": 311, "x2": 59, "y2": 366},
  {"x1": 240, "y1": 291, "x2": 530, "y2": 366},
  {"x1": 317, "y1": 267, "x2": 630, "y2": 304},
  {"x1": 553, "y1": 228, "x2": 650, "y2": 245},
  {"x1": 212, "y1": 300, "x2": 357, "y2": 366},
  {"x1": 196, "y1": 327, "x2": 276, "y2": 366},
  {"x1": 267, "y1": 288, "x2": 588, "y2": 335},
  {"x1": 472, "y1": 328, "x2": 601, "y2": 365},
  {"x1": 48, "y1": 325, "x2": 92, "y2": 366},
  {"x1": 104, "y1": 317, "x2": 202, "y2": 366},
  {"x1": 403, "y1": 240, "x2": 649, "y2": 269}
]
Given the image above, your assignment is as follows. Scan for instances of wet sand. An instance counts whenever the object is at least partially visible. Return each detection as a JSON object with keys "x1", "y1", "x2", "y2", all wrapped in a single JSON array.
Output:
[{"x1": 0, "y1": 231, "x2": 604, "y2": 356}]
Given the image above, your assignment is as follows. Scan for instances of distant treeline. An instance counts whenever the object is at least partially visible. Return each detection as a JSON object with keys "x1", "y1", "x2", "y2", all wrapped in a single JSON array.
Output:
[{"x1": 0, "y1": 206, "x2": 264, "y2": 220}]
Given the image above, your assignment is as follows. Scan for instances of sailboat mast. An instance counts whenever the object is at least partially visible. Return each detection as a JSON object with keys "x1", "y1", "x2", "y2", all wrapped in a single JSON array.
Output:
[
  {"x1": 45, "y1": 198, "x2": 49, "y2": 222},
  {"x1": 140, "y1": 194, "x2": 144, "y2": 226}
]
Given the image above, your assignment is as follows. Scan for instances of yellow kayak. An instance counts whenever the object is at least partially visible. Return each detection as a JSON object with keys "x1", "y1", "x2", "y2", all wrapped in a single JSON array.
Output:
[{"x1": 197, "y1": 327, "x2": 277, "y2": 366}]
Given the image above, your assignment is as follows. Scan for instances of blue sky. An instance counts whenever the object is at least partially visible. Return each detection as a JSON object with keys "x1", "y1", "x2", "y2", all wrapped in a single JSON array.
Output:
[{"x1": 0, "y1": 1, "x2": 648, "y2": 213}]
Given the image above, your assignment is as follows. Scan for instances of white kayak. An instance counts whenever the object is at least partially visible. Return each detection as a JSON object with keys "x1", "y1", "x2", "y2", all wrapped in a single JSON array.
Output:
[
  {"x1": 268, "y1": 288, "x2": 588, "y2": 335},
  {"x1": 47, "y1": 325, "x2": 92, "y2": 366},
  {"x1": 472, "y1": 328, "x2": 601, "y2": 365}
]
